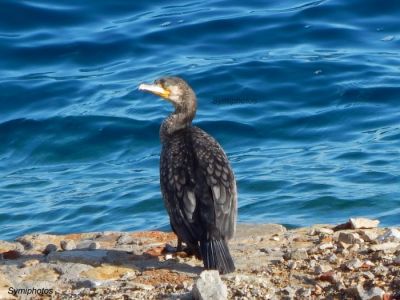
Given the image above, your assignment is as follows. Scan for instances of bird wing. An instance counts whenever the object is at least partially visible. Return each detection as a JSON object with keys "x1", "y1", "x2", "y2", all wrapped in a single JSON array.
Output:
[
  {"x1": 160, "y1": 132, "x2": 203, "y2": 245},
  {"x1": 190, "y1": 126, "x2": 237, "y2": 240}
]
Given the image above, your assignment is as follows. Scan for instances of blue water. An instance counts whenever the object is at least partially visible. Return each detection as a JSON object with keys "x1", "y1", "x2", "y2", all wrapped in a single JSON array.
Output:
[{"x1": 0, "y1": 0, "x2": 399, "y2": 241}]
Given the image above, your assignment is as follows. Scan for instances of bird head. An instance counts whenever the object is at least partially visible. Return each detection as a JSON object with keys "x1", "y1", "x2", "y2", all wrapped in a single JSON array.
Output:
[{"x1": 138, "y1": 76, "x2": 196, "y2": 110}]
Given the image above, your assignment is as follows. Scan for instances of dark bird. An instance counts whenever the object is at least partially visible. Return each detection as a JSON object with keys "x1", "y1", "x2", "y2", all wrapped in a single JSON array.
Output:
[{"x1": 138, "y1": 77, "x2": 237, "y2": 274}]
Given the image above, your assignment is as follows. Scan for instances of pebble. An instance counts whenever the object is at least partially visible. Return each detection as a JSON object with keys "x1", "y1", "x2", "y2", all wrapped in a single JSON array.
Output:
[
  {"x1": 337, "y1": 232, "x2": 363, "y2": 244},
  {"x1": 358, "y1": 286, "x2": 385, "y2": 300},
  {"x1": 117, "y1": 234, "x2": 135, "y2": 245},
  {"x1": 318, "y1": 228, "x2": 334, "y2": 235},
  {"x1": 314, "y1": 264, "x2": 332, "y2": 275},
  {"x1": 290, "y1": 249, "x2": 309, "y2": 260},
  {"x1": 192, "y1": 270, "x2": 227, "y2": 300},
  {"x1": 345, "y1": 258, "x2": 363, "y2": 270},
  {"x1": 350, "y1": 218, "x2": 380, "y2": 229},
  {"x1": 89, "y1": 242, "x2": 100, "y2": 250},
  {"x1": 44, "y1": 243, "x2": 58, "y2": 254},
  {"x1": 358, "y1": 230, "x2": 378, "y2": 242},
  {"x1": 319, "y1": 242, "x2": 334, "y2": 250},
  {"x1": 393, "y1": 256, "x2": 400, "y2": 265},
  {"x1": 61, "y1": 240, "x2": 76, "y2": 251}
]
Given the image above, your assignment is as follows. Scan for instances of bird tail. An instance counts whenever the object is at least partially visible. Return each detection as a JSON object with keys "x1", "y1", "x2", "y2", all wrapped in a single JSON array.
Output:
[{"x1": 200, "y1": 239, "x2": 235, "y2": 274}]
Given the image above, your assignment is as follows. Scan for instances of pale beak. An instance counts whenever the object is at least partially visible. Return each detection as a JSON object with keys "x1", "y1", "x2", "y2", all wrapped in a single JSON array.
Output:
[{"x1": 138, "y1": 83, "x2": 170, "y2": 99}]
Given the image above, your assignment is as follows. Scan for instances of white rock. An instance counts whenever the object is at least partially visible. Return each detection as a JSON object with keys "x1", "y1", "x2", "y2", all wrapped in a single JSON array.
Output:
[
  {"x1": 358, "y1": 286, "x2": 385, "y2": 300},
  {"x1": 358, "y1": 230, "x2": 378, "y2": 242},
  {"x1": 314, "y1": 264, "x2": 332, "y2": 275},
  {"x1": 345, "y1": 258, "x2": 363, "y2": 270},
  {"x1": 318, "y1": 228, "x2": 334, "y2": 235},
  {"x1": 319, "y1": 243, "x2": 334, "y2": 250},
  {"x1": 350, "y1": 218, "x2": 379, "y2": 229},
  {"x1": 370, "y1": 242, "x2": 399, "y2": 252},
  {"x1": 377, "y1": 228, "x2": 400, "y2": 242},
  {"x1": 193, "y1": 270, "x2": 227, "y2": 300},
  {"x1": 60, "y1": 240, "x2": 76, "y2": 251}
]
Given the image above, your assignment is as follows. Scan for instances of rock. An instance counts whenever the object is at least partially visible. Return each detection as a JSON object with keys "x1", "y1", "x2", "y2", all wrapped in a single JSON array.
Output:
[
  {"x1": 377, "y1": 228, "x2": 400, "y2": 242},
  {"x1": 314, "y1": 264, "x2": 332, "y2": 275},
  {"x1": 76, "y1": 240, "x2": 96, "y2": 249},
  {"x1": 317, "y1": 271, "x2": 339, "y2": 283},
  {"x1": 337, "y1": 232, "x2": 362, "y2": 244},
  {"x1": 345, "y1": 258, "x2": 363, "y2": 270},
  {"x1": 47, "y1": 250, "x2": 108, "y2": 266},
  {"x1": 358, "y1": 230, "x2": 378, "y2": 242},
  {"x1": 393, "y1": 256, "x2": 400, "y2": 265},
  {"x1": 326, "y1": 253, "x2": 338, "y2": 263},
  {"x1": 117, "y1": 234, "x2": 135, "y2": 245},
  {"x1": 296, "y1": 287, "x2": 312, "y2": 298},
  {"x1": 350, "y1": 218, "x2": 380, "y2": 229},
  {"x1": 80, "y1": 264, "x2": 135, "y2": 281},
  {"x1": 21, "y1": 259, "x2": 40, "y2": 268},
  {"x1": 89, "y1": 242, "x2": 100, "y2": 250},
  {"x1": 281, "y1": 287, "x2": 296, "y2": 299},
  {"x1": 2, "y1": 250, "x2": 21, "y2": 260},
  {"x1": 290, "y1": 249, "x2": 309, "y2": 260},
  {"x1": 358, "y1": 286, "x2": 385, "y2": 300},
  {"x1": 43, "y1": 243, "x2": 58, "y2": 254},
  {"x1": 370, "y1": 242, "x2": 399, "y2": 252},
  {"x1": 60, "y1": 240, "x2": 76, "y2": 251},
  {"x1": 319, "y1": 242, "x2": 334, "y2": 250},
  {"x1": 317, "y1": 228, "x2": 334, "y2": 235},
  {"x1": 192, "y1": 270, "x2": 227, "y2": 300}
]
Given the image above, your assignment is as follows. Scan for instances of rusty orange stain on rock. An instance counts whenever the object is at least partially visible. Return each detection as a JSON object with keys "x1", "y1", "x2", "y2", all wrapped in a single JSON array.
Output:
[
  {"x1": 144, "y1": 246, "x2": 165, "y2": 257},
  {"x1": 132, "y1": 231, "x2": 176, "y2": 244},
  {"x1": 135, "y1": 269, "x2": 192, "y2": 286}
]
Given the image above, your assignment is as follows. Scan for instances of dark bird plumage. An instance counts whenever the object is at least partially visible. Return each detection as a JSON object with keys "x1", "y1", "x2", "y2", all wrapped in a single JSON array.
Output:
[{"x1": 139, "y1": 77, "x2": 237, "y2": 274}]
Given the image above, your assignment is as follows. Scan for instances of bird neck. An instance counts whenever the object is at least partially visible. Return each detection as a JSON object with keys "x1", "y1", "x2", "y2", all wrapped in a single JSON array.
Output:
[{"x1": 160, "y1": 99, "x2": 196, "y2": 142}]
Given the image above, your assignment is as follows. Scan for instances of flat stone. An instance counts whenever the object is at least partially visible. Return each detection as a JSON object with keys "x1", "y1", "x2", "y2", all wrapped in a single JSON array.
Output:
[
  {"x1": 319, "y1": 242, "x2": 334, "y2": 250},
  {"x1": 80, "y1": 264, "x2": 134, "y2": 281},
  {"x1": 192, "y1": 270, "x2": 227, "y2": 300},
  {"x1": 370, "y1": 242, "x2": 399, "y2": 252},
  {"x1": 290, "y1": 249, "x2": 309, "y2": 260},
  {"x1": 60, "y1": 240, "x2": 76, "y2": 251},
  {"x1": 117, "y1": 234, "x2": 135, "y2": 245},
  {"x1": 350, "y1": 218, "x2": 379, "y2": 229},
  {"x1": 358, "y1": 230, "x2": 378, "y2": 243},
  {"x1": 377, "y1": 228, "x2": 400, "y2": 242},
  {"x1": 317, "y1": 228, "x2": 334, "y2": 235},
  {"x1": 24, "y1": 267, "x2": 60, "y2": 282},
  {"x1": 337, "y1": 232, "x2": 362, "y2": 244},
  {"x1": 47, "y1": 250, "x2": 108, "y2": 266}
]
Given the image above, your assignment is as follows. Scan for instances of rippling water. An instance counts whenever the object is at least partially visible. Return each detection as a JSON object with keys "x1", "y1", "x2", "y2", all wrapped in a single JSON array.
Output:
[{"x1": 0, "y1": 0, "x2": 399, "y2": 240}]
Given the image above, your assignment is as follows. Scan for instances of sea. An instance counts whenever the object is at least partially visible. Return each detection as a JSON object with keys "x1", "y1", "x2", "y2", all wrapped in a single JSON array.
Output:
[{"x1": 0, "y1": 0, "x2": 399, "y2": 240}]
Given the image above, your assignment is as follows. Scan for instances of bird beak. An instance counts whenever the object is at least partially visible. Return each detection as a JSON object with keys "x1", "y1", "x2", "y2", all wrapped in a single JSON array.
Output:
[{"x1": 138, "y1": 83, "x2": 170, "y2": 99}]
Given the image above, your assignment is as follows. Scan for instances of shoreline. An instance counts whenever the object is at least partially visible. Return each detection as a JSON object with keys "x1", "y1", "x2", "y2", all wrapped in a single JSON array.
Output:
[{"x1": 1, "y1": 220, "x2": 399, "y2": 299}]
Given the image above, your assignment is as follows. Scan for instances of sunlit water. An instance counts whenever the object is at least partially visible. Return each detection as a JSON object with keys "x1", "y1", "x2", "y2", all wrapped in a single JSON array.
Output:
[{"x1": 0, "y1": 0, "x2": 399, "y2": 240}]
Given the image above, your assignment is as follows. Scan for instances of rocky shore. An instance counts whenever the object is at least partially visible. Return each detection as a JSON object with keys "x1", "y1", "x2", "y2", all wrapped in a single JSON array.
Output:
[{"x1": 1, "y1": 219, "x2": 399, "y2": 299}]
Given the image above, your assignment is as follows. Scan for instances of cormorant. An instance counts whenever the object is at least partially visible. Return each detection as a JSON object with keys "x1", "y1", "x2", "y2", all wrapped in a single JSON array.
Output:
[{"x1": 139, "y1": 77, "x2": 237, "y2": 274}]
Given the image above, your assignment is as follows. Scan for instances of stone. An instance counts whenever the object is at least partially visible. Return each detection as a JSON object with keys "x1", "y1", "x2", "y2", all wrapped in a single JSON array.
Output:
[
  {"x1": 377, "y1": 228, "x2": 400, "y2": 242},
  {"x1": 326, "y1": 253, "x2": 338, "y2": 263},
  {"x1": 80, "y1": 265, "x2": 134, "y2": 281},
  {"x1": 192, "y1": 270, "x2": 227, "y2": 300},
  {"x1": 394, "y1": 256, "x2": 400, "y2": 265},
  {"x1": 21, "y1": 259, "x2": 40, "y2": 268},
  {"x1": 370, "y1": 242, "x2": 399, "y2": 252},
  {"x1": 89, "y1": 242, "x2": 100, "y2": 250},
  {"x1": 350, "y1": 218, "x2": 379, "y2": 229},
  {"x1": 317, "y1": 271, "x2": 339, "y2": 283},
  {"x1": 47, "y1": 250, "x2": 108, "y2": 266},
  {"x1": 60, "y1": 240, "x2": 76, "y2": 251},
  {"x1": 337, "y1": 232, "x2": 362, "y2": 244},
  {"x1": 117, "y1": 234, "x2": 135, "y2": 245},
  {"x1": 358, "y1": 286, "x2": 385, "y2": 300},
  {"x1": 2, "y1": 250, "x2": 21, "y2": 260},
  {"x1": 319, "y1": 242, "x2": 334, "y2": 250},
  {"x1": 314, "y1": 264, "x2": 332, "y2": 275},
  {"x1": 43, "y1": 243, "x2": 58, "y2": 254},
  {"x1": 358, "y1": 230, "x2": 378, "y2": 242},
  {"x1": 345, "y1": 258, "x2": 363, "y2": 270},
  {"x1": 290, "y1": 249, "x2": 309, "y2": 260},
  {"x1": 24, "y1": 267, "x2": 60, "y2": 282},
  {"x1": 317, "y1": 228, "x2": 334, "y2": 235},
  {"x1": 76, "y1": 240, "x2": 96, "y2": 249}
]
